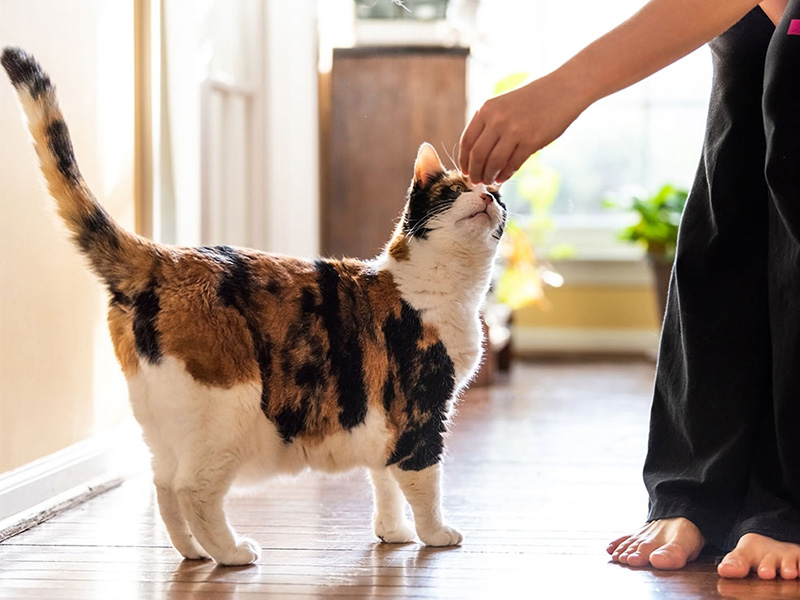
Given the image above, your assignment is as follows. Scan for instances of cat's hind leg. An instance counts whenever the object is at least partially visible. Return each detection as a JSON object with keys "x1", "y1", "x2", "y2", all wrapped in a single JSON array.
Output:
[
  {"x1": 174, "y1": 459, "x2": 260, "y2": 566},
  {"x1": 151, "y1": 453, "x2": 209, "y2": 560},
  {"x1": 370, "y1": 468, "x2": 415, "y2": 543},
  {"x1": 154, "y1": 483, "x2": 209, "y2": 560},
  {"x1": 391, "y1": 463, "x2": 462, "y2": 547}
]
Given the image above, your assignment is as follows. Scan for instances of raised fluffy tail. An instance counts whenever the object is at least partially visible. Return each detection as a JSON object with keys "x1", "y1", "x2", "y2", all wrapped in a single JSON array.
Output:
[{"x1": 1, "y1": 47, "x2": 155, "y2": 293}]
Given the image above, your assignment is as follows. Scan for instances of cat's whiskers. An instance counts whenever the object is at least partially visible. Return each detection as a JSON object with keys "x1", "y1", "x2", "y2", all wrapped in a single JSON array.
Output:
[
  {"x1": 404, "y1": 206, "x2": 451, "y2": 239},
  {"x1": 441, "y1": 142, "x2": 460, "y2": 173}
]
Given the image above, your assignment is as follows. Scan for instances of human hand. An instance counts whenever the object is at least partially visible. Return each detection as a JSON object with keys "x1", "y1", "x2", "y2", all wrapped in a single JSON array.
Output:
[{"x1": 458, "y1": 72, "x2": 587, "y2": 184}]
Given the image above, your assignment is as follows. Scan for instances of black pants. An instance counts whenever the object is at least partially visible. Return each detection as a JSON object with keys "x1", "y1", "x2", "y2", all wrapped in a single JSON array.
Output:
[{"x1": 644, "y1": 4, "x2": 800, "y2": 552}]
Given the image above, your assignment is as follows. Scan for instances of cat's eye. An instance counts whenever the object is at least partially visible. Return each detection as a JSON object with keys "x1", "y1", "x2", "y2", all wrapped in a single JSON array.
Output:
[{"x1": 451, "y1": 183, "x2": 469, "y2": 194}]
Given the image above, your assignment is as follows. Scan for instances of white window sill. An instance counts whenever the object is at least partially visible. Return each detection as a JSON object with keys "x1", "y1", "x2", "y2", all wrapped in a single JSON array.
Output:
[{"x1": 534, "y1": 215, "x2": 655, "y2": 286}]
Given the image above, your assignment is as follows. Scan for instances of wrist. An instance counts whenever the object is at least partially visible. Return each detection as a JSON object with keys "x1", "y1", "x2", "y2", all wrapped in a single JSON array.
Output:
[{"x1": 547, "y1": 61, "x2": 596, "y2": 117}]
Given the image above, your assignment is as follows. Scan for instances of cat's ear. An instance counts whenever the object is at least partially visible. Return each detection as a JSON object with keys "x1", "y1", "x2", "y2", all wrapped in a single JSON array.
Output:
[{"x1": 413, "y1": 143, "x2": 446, "y2": 186}]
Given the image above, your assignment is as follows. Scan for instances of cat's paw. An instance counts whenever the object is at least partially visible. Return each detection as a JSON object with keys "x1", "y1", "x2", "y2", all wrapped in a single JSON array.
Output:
[
  {"x1": 179, "y1": 548, "x2": 211, "y2": 561},
  {"x1": 216, "y1": 537, "x2": 261, "y2": 566},
  {"x1": 175, "y1": 537, "x2": 210, "y2": 560},
  {"x1": 375, "y1": 517, "x2": 416, "y2": 544},
  {"x1": 419, "y1": 525, "x2": 463, "y2": 547}
]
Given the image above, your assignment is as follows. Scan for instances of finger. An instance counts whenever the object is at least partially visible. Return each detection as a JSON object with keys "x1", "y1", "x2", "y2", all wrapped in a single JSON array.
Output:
[
  {"x1": 495, "y1": 144, "x2": 534, "y2": 183},
  {"x1": 483, "y1": 138, "x2": 519, "y2": 185},
  {"x1": 468, "y1": 129, "x2": 501, "y2": 184},
  {"x1": 459, "y1": 111, "x2": 485, "y2": 174}
]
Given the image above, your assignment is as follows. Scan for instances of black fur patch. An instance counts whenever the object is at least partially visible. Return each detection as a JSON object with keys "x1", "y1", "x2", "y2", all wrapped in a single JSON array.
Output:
[
  {"x1": 489, "y1": 190, "x2": 507, "y2": 241},
  {"x1": 209, "y1": 246, "x2": 277, "y2": 426},
  {"x1": 300, "y1": 286, "x2": 317, "y2": 314},
  {"x1": 266, "y1": 279, "x2": 281, "y2": 295},
  {"x1": 275, "y1": 289, "x2": 330, "y2": 441},
  {"x1": 383, "y1": 300, "x2": 456, "y2": 471},
  {"x1": 404, "y1": 173, "x2": 452, "y2": 239},
  {"x1": 77, "y1": 206, "x2": 121, "y2": 254},
  {"x1": 109, "y1": 287, "x2": 131, "y2": 308},
  {"x1": 254, "y1": 332, "x2": 273, "y2": 417},
  {"x1": 214, "y1": 246, "x2": 252, "y2": 307},
  {"x1": 295, "y1": 361, "x2": 324, "y2": 388},
  {"x1": 132, "y1": 281, "x2": 162, "y2": 364},
  {"x1": 389, "y1": 419, "x2": 446, "y2": 471},
  {"x1": 46, "y1": 120, "x2": 80, "y2": 182},
  {"x1": 314, "y1": 260, "x2": 368, "y2": 430},
  {"x1": 274, "y1": 405, "x2": 309, "y2": 442},
  {"x1": 1, "y1": 47, "x2": 51, "y2": 99},
  {"x1": 382, "y1": 371, "x2": 395, "y2": 413}
]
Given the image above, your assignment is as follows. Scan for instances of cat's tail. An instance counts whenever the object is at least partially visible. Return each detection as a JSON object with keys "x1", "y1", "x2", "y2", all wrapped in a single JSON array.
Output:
[{"x1": 1, "y1": 47, "x2": 157, "y2": 293}]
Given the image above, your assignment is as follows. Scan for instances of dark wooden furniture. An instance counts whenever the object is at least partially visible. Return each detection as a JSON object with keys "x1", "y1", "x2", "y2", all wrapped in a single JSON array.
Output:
[{"x1": 323, "y1": 46, "x2": 469, "y2": 259}]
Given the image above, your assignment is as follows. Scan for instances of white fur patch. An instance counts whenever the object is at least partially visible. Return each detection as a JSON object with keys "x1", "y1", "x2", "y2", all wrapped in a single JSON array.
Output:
[{"x1": 129, "y1": 356, "x2": 395, "y2": 488}]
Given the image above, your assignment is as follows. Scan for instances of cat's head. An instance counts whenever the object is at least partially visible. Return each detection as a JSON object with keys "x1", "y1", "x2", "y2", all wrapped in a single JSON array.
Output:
[{"x1": 388, "y1": 143, "x2": 506, "y2": 262}]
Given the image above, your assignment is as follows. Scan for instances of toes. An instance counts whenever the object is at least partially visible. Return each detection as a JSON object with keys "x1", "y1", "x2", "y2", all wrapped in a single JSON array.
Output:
[
  {"x1": 627, "y1": 539, "x2": 661, "y2": 568},
  {"x1": 419, "y1": 525, "x2": 463, "y2": 547},
  {"x1": 618, "y1": 540, "x2": 642, "y2": 566},
  {"x1": 217, "y1": 538, "x2": 261, "y2": 566},
  {"x1": 780, "y1": 554, "x2": 799, "y2": 580},
  {"x1": 376, "y1": 519, "x2": 416, "y2": 544},
  {"x1": 756, "y1": 553, "x2": 780, "y2": 580},
  {"x1": 718, "y1": 552, "x2": 751, "y2": 579},
  {"x1": 650, "y1": 542, "x2": 690, "y2": 571},
  {"x1": 180, "y1": 550, "x2": 211, "y2": 561},
  {"x1": 607, "y1": 535, "x2": 630, "y2": 555},
  {"x1": 611, "y1": 537, "x2": 638, "y2": 563}
]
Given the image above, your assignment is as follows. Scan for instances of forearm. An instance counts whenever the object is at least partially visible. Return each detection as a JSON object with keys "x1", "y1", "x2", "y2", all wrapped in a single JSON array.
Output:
[
  {"x1": 558, "y1": 0, "x2": 763, "y2": 110},
  {"x1": 459, "y1": 0, "x2": 769, "y2": 183}
]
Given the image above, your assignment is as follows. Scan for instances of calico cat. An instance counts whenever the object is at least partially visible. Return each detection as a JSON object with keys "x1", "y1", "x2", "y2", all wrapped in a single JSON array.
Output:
[{"x1": 2, "y1": 47, "x2": 506, "y2": 565}]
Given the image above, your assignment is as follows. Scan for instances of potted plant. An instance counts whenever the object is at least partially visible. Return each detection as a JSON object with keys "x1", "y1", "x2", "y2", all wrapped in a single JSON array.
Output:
[{"x1": 605, "y1": 184, "x2": 688, "y2": 317}]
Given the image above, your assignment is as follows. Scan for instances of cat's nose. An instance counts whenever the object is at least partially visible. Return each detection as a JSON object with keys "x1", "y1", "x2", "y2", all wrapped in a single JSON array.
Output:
[{"x1": 481, "y1": 193, "x2": 494, "y2": 206}]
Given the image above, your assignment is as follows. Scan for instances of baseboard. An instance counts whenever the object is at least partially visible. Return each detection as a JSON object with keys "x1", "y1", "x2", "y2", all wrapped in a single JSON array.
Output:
[
  {"x1": 0, "y1": 421, "x2": 148, "y2": 540},
  {"x1": 513, "y1": 326, "x2": 660, "y2": 357},
  {"x1": 0, "y1": 476, "x2": 125, "y2": 542}
]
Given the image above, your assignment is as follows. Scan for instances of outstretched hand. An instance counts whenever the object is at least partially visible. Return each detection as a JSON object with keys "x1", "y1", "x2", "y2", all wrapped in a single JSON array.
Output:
[{"x1": 458, "y1": 72, "x2": 586, "y2": 185}]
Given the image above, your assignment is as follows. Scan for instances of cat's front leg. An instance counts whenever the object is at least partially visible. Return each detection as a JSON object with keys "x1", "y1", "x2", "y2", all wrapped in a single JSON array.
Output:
[
  {"x1": 369, "y1": 468, "x2": 415, "y2": 543},
  {"x1": 391, "y1": 463, "x2": 463, "y2": 547},
  {"x1": 174, "y1": 464, "x2": 260, "y2": 566}
]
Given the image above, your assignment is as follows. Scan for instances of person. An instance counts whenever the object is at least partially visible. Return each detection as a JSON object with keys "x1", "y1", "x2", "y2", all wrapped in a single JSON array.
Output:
[{"x1": 459, "y1": 0, "x2": 800, "y2": 580}]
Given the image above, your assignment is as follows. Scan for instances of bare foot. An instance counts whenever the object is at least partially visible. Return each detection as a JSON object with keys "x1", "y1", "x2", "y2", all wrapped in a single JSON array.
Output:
[
  {"x1": 717, "y1": 533, "x2": 800, "y2": 580},
  {"x1": 607, "y1": 517, "x2": 705, "y2": 570}
]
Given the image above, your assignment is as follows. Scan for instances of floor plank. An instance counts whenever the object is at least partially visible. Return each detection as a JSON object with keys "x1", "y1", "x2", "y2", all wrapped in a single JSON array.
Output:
[{"x1": 1, "y1": 360, "x2": 798, "y2": 599}]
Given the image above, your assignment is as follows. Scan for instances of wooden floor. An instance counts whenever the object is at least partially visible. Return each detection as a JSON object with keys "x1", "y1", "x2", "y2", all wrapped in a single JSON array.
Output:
[{"x1": 2, "y1": 360, "x2": 799, "y2": 599}]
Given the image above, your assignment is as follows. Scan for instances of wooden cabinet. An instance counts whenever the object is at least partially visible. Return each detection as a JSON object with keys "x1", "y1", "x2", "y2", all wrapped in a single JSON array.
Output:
[{"x1": 322, "y1": 46, "x2": 469, "y2": 259}]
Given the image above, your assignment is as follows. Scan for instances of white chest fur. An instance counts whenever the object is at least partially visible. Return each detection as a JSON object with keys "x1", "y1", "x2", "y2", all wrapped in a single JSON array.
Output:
[{"x1": 382, "y1": 249, "x2": 494, "y2": 391}]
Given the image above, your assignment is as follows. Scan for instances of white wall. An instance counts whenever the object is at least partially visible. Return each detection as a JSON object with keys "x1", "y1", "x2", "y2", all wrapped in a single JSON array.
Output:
[
  {"x1": 0, "y1": 0, "x2": 134, "y2": 471},
  {"x1": 263, "y1": 0, "x2": 320, "y2": 258},
  {"x1": 160, "y1": 0, "x2": 320, "y2": 257}
]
